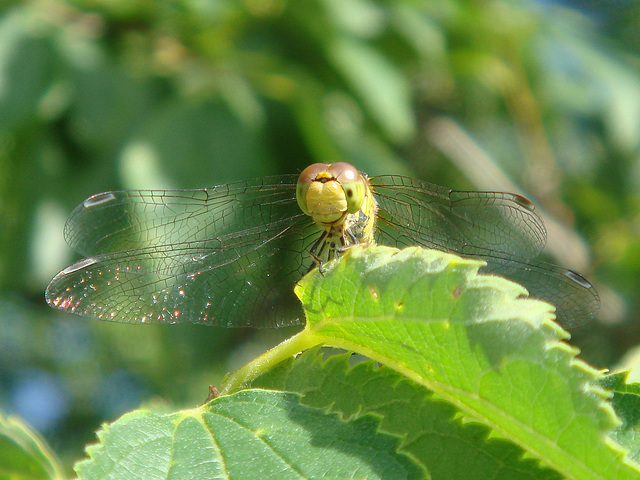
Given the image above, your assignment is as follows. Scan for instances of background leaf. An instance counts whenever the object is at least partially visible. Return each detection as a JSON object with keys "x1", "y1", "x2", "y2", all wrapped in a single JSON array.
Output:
[
  {"x1": 326, "y1": 36, "x2": 414, "y2": 143},
  {"x1": 0, "y1": 411, "x2": 65, "y2": 480}
]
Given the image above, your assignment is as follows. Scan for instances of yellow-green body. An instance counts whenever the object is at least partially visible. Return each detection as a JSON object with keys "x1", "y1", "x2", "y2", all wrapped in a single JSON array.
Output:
[{"x1": 296, "y1": 162, "x2": 377, "y2": 265}]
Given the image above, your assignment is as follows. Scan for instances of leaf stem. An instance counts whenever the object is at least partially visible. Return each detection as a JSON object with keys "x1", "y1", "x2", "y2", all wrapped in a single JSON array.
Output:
[{"x1": 219, "y1": 327, "x2": 322, "y2": 395}]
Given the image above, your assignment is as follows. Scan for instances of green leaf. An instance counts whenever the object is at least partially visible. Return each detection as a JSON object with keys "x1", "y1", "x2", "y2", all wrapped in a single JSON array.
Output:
[
  {"x1": 119, "y1": 100, "x2": 276, "y2": 190},
  {"x1": 0, "y1": 411, "x2": 65, "y2": 480},
  {"x1": 598, "y1": 371, "x2": 640, "y2": 464},
  {"x1": 75, "y1": 389, "x2": 423, "y2": 480},
  {"x1": 252, "y1": 348, "x2": 564, "y2": 480},
  {"x1": 325, "y1": 37, "x2": 414, "y2": 143},
  {"x1": 0, "y1": 8, "x2": 57, "y2": 129},
  {"x1": 291, "y1": 245, "x2": 639, "y2": 480}
]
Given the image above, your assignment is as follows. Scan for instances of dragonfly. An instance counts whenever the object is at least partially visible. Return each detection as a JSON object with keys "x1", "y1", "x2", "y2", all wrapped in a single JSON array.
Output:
[{"x1": 45, "y1": 162, "x2": 600, "y2": 329}]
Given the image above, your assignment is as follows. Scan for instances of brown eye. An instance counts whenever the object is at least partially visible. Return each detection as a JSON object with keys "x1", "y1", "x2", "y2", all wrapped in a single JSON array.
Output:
[
  {"x1": 329, "y1": 162, "x2": 359, "y2": 184},
  {"x1": 328, "y1": 162, "x2": 366, "y2": 214},
  {"x1": 296, "y1": 163, "x2": 330, "y2": 214}
]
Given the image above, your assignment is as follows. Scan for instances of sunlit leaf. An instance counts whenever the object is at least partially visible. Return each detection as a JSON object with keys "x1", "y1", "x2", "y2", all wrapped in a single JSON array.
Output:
[
  {"x1": 293, "y1": 245, "x2": 638, "y2": 480},
  {"x1": 598, "y1": 371, "x2": 640, "y2": 463}
]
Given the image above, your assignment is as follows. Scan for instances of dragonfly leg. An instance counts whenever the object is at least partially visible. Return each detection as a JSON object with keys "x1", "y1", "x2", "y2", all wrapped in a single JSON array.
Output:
[
  {"x1": 337, "y1": 227, "x2": 364, "y2": 256},
  {"x1": 309, "y1": 224, "x2": 360, "y2": 276},
  {"x1": 309, "y1": 230, "x2": 329, "y2": 273},
  {"x1": 345, "y1": 227, "x2": 358, "y2": 246}
]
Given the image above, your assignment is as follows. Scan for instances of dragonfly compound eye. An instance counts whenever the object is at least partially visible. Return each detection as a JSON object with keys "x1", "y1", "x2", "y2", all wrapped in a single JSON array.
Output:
[
  {"x1": 296, "y1": 163, "x2": 329, "y2": 216},
  {"x1": 330, "y1": 162, "x2": 366, "y2": 214}
]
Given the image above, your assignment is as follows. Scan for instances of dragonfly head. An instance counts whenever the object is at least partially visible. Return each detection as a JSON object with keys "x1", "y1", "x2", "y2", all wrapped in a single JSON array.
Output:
[{"x1": 297, "y1": 162, "x2": 367, "y2": 225}]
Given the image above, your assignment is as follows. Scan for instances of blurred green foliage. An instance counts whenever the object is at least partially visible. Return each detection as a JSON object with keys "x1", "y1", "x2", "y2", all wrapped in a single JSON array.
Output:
[{"x1": 1, "y1": 0, "x2": 639, "y2": 471}]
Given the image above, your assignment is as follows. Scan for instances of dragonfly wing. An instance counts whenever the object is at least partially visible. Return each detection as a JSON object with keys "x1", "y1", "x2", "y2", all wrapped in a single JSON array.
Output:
[
  {"x1": 370, "y1": 175, "x2": 546, "y2": 259},
  {"x1": 371, "y1": 175, "x2": 599, "y2": 326},
  {"x1": 469, "y1": 248, "x2": 600, "y2": 327},
  {"x1": 48, "y1": 175, "x2": 320, "y2": 327},
  {"x1": 64, "y1": 175, "x2": 301, "y2": 257},
  {"x1": 46, "y1": 216, "x2": 317, "y2": 327}
]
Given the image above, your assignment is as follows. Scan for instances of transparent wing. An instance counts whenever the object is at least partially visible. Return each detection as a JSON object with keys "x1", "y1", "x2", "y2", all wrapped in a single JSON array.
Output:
[
  {"x1": 370, "y1": 175, "x2": 547, "y2": 258},
  {"x1": 371, "y1": 175, "x2": 599, "y2": 327},
  {"x1": 46, "y1": 176, "x2": 320, "y2": 327},
  {"x1": 475, "y1": 249, "x2": 600, "y2": 328},
  {"x1": 63, "y1": 174, "x2": 302, "y2": 256}
]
